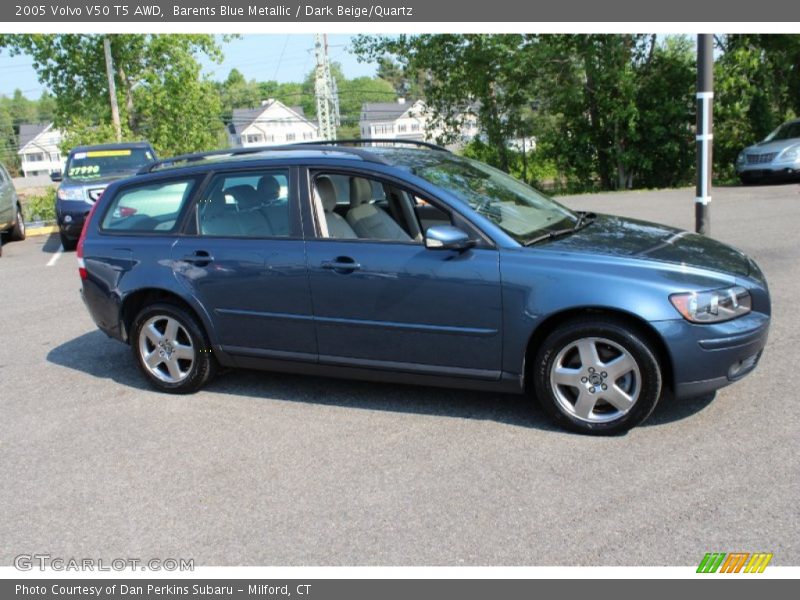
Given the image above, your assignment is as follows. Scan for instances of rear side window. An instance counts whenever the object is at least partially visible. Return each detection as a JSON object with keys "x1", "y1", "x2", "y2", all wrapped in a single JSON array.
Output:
[
  {"x1": 197, "y1": 169, "x2": 291, "y2": 238},
  {"x1": 101, "y1": 179, "x2": 195, "y2": 233}
]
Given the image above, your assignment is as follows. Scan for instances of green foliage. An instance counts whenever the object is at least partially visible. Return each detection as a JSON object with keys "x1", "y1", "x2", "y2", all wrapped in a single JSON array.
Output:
[
  {"x1": 460, "y1": 138, "x2": 558, "y2": 189},
  {"x1": 0, "y1": 34, "x2": 225, "y2": 157},
  {"x1": 713, "y1": 35, "x2": 800, "y2": 180},
  {"x1": 354, "y1": 34, "x2": 697, "y2": 191},
  {"x1": 20, "y1": 187, "x2": 56, "y2": 222},
  {"x1": 353, "y1": 34, "x2": 535, "y2": 170}
]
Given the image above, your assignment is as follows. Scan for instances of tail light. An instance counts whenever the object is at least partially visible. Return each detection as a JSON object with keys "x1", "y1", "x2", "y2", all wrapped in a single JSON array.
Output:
[{"x1": 77, "y1": 195, "x2": 101, "y2": 280}]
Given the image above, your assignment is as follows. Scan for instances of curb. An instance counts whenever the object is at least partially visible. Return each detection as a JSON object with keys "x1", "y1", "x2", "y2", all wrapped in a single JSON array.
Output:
[{"x1": 25, "y1": 225, "x2": 58, "y2": 237}]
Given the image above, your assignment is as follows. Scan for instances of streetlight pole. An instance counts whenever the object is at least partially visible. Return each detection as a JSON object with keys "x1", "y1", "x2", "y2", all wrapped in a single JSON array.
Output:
[{"x1": 695, "y1": 34, "x2": 713, "y2": 235}]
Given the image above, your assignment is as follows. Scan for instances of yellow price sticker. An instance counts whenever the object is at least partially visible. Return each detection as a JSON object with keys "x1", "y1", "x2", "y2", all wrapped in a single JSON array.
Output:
[{"x1": 86, "y1": 149, "x2": 132, "y2": 158}]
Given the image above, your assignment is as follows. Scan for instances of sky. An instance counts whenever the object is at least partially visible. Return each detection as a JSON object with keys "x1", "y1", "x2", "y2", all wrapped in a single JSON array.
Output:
[{"x1": 0, "y1": 34, "x2": 378, "y2": 99}]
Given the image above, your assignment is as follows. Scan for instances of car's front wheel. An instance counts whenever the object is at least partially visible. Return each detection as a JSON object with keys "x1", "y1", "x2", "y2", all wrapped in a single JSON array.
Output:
[
  {"x1": 131, "y1": 302, "x2": 216, "y2": 393},
  {"x1": 59, "y1": 231, "x2": 77, "y2": 251},
  {"x1": 532, "y1": 317, "x2": 662, "y2": 435},
  {"x1": 739, "y1": 173, "x2": 760, "y2": 186}
]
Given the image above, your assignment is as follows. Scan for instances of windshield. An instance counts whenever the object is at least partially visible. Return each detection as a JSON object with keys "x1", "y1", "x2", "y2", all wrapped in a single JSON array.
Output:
[
  {"x1": 764, "y1": 121, "x2": 800, "y2": 142},
  {"x1": 411, "y1": 155, "x2": 576, "y2": 244},
  {"x1": 65, "y1": 147, "x2": 155, "y2": 180}
]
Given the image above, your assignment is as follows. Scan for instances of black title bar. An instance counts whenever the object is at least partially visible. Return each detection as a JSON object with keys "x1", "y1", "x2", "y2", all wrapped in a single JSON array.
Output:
[{"x1": 3, "y1": 0, "x2": 800, "y2": 22}]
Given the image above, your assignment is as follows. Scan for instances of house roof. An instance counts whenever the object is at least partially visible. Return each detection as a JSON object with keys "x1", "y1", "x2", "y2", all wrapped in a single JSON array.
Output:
[
  {"x1": 361, "y1": 102, "x2": 417, "y2": 123},
  {"x1": 229, "y1": 101, "x2": 310, "y2": 135},
  {"x1": 17, "y1": 123, "x2": 51, "y2": 151}
]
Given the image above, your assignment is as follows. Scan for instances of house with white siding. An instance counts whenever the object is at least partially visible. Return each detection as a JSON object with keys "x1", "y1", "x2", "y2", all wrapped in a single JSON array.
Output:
[
  {"x1": 228, "y1": 99, "x2": 318, "y2": 147},
  {"x1": 17, "y1": 123, "x2": 66, "y2": 177},
  {"x1": 359, "y1": 99, "x2": 479, "y2": 147}
]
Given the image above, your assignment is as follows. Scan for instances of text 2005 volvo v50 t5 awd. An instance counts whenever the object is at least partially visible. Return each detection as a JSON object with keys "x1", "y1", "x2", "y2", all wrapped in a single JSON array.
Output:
[{"x1": 77, "y1": 141, "x2": 770, "y2": 434}]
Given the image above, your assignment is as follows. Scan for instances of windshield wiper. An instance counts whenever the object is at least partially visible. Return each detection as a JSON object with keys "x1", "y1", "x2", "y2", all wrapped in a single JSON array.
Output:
[{"x1": 523, "y1": 211, "x2": 596, "y2": 247}]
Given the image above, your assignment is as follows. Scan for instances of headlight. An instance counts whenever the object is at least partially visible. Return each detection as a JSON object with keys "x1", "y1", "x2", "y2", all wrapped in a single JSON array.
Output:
[
  {"x1": 736, "y1": 151, "x2": 746, "y2": 165},
  {"x1": 778, "y1": 145, "x2": 800, "y2": 161},
  {"x1": 57, "y1": 187, "x2": 85, "y2": 201},
  {"x1": 669, "y1": 286, "x2": 752, "y2": 323}
]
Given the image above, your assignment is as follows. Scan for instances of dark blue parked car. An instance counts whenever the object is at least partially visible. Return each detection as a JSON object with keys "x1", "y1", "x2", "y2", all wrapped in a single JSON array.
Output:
[
  {"x1": 52, "y1": 141, "x2": 156, "y2": 250},
  {"x1": 77, "y1": 141, "x2": 770, "y2": 434}
]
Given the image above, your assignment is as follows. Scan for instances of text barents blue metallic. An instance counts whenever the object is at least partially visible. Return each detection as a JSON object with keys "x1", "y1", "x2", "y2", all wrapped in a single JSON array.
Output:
[{"x1": 77, "y1": 141, "x2": 769, "y2": 434}]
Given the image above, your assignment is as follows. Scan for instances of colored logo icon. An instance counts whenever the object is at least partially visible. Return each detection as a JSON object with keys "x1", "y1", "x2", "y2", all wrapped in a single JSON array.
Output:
[{"x1": 697, "y1": 552, "x2": 773, "y2": 573}]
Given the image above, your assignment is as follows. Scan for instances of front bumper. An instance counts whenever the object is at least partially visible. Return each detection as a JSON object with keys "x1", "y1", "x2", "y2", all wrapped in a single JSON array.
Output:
[
  {"x1": 651, "y1": 311, "x2": 770, "y2": 399},
  {"x1": 736, "y1": 161, "x2": 800, "y2": 179},
  {"x1": 56, "y1": 199, "x2": 93, "y2": 240}
]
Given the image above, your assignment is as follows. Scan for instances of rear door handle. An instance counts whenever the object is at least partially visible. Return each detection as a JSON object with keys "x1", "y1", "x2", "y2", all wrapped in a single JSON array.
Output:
[
  {"x1": 321, "y1": 257, "x2": 361, "y2": 273},
  {"x1": 180, "y1": 250, "x2": 214, "y2": 266}
]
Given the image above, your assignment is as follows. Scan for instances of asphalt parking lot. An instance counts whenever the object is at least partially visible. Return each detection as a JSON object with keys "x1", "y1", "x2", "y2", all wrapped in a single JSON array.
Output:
[{"x1": 1, "y1": 183, "x2": 798, "y2": 567}]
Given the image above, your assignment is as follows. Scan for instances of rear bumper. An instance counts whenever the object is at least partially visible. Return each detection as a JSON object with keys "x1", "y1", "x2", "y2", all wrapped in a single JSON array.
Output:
[
  {"x1": 81, "y1": 281, "x2": 125, "y2": 342},
  {"x1": 651, "y1": 312, "x2": 770, "y2": 400}
]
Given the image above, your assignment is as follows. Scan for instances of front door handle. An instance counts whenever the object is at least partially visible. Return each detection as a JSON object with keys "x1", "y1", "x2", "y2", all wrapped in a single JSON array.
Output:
[
  {"x1": 180, "y1": 250, "x2": 214, "y2": 266},
  {"x1": 321, "y1": 257, "x2": 361, "y2": 273}
]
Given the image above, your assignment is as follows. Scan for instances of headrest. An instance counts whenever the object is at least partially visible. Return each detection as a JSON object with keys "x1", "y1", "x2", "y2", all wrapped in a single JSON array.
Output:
[
  {"x1": 257, "y1": 175, "x2": 281, "y2": 201},
  {"x1": 225, "y1": 185, "x2": 260, "y2": 211},
  {"x1": 349, "y1": 177, "x2": 373, "y2": 207},
  {"x1": 203, "y1": 187, "x2": 228, "y2": 217},
  {"x1": 315, "y1": 176, "x2": 338, "y2": 212}
]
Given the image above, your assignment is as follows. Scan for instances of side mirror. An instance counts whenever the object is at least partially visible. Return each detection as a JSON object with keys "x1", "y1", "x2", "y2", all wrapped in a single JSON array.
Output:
[
  {"x1": 424, "y1": 225, "x2": 475, "y2": 251},
  {"x1": 50, "y1": 171, "x2": 63, "y2": 182}
]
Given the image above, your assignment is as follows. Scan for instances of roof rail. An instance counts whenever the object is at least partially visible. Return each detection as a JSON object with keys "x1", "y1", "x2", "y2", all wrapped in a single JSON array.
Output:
[
  {"x1": 138, "y1": 143, "x2": 390, "y2": 174},
  {"x1": 296, "y1": 138, "x2": 451, "y2": 153}
]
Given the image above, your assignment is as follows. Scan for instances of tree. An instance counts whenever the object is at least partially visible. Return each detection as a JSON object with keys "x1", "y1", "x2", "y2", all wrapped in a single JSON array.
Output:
[
  {"x1": 36, "y1": 92, "x2": 56, "y2": 123},
  {"x1": 0, "y1": 34, "x2": 227, "y2": 156},
  {"x1": 353, "y1": 34, "x2": 533, "y2": 170},
  {"x1": 713, "y1": 34, "x2": 800, "y2": 179},
  {"x1": 375, "y1": 56, "x2": 422, "y2": 100},
  {"x1": 0, "y1": 102, "x2": 19, "y2": 175}
]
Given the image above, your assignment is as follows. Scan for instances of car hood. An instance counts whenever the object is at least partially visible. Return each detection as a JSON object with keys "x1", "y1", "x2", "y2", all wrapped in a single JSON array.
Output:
[
  {"x1": 745, "y1": 138, "x2": 800, "y2": 153},
  {"x1": 539, "y1": 214, "x2": 751, "y2": 277}
]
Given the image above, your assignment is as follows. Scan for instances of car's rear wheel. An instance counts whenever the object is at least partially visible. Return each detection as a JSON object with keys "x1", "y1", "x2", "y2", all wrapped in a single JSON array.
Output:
[
  {"x1": 10, "y1": 206, "x2": 26, "y2": 241},
  {"x1": 131, "y1": 302, "x2": 216, "y2": 393},
  {"x1": 59, "y1": 231, "x2": 77, "y2": 251},
  {"x1": 532, "y1": 317, "x2": 662, "y2": 435}
]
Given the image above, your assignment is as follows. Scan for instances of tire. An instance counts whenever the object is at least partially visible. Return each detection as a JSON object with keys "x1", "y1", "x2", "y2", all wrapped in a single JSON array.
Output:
[
  {"x1": 130, "y1": 302, "x2": 216, "y2": 394},
  {"x1": 532, "y1": 317, "x2": 662, "y2": 435},
  {"x1": 59, "y1": 231, "x2": 77, "y2": 251},
  {"x1": 10, "y1": 205, "x2": 26, "y2": 241},
  {"x1": 739, "y1": 174, "x2": 760, "y2": 186}
]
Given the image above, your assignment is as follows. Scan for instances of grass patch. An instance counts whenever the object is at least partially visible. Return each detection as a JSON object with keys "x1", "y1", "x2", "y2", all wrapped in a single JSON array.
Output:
[{"x1": 19, "y1": 187, "x2": 57, "y2": 223}]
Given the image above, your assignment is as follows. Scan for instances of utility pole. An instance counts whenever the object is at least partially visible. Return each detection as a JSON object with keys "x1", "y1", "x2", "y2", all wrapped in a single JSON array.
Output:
[
  {"x1": 314, "y1": 34, "x2": 339, "y2": 141},
  {"x1": 103, "y1": 36, "x2": 122, "y2": 142},
  {"x1": 695, "y1": 34, "x2": 713, "y2": 235}
]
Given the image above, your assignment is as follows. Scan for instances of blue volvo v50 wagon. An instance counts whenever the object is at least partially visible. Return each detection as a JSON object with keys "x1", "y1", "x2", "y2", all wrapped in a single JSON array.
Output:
[{"x1": 77, "y1": 141, "x2": 770, "y2": 434}]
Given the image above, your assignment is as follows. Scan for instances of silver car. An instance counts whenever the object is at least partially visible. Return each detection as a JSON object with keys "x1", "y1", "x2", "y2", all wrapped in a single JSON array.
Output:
[
  {"x1": 0, "y1": 162, "x2": 26, "y2": 257},
  {"x1": 736, "y1": 118, "x2": 800, "y2": 184}
]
